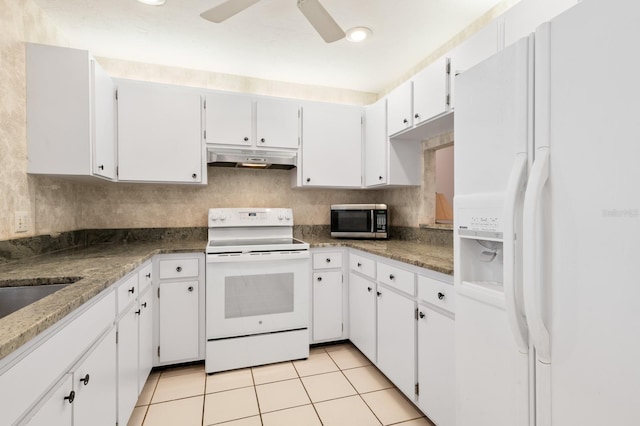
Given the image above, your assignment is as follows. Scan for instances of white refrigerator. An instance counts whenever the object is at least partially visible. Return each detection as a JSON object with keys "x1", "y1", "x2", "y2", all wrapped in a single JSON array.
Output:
[{"x1": 453, "y1": 0, "x2": 640, "y2": 425}]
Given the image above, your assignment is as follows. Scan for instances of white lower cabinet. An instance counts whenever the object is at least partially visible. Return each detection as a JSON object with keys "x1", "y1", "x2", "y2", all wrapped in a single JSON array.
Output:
[
  {"x1": 25, "y1": 374, "x2": 74, "y2": 426},
  {"x1": 138, "y1": 287, "x2": 154, "y2": 392},
  {"x1": 310, "y1": 249, "x2": 346, "y2": 344},
  {"x1": 417, "y1": 304, "x2": 455, "y2": 426},
  {"x1": 376, "y1": 285, "x2": 417, "y2": 401},
  {"x1": 154, "y1": 253, "x2": 205, "y2": 366},
  {"x1": 117, "y1": 296, "x2": 140, "y2": 426},
  {"x1": 348, "y1": 272, "x2": 376, "y2": 362},
  {"x1": 312, "y1": 270, "x2": 343, "y2": 342}
]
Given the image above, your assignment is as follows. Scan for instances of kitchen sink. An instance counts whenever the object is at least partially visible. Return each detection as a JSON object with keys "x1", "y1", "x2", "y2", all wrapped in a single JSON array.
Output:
[{"x1": 0, "y1": 277, "x2": 82, "y2": 320}]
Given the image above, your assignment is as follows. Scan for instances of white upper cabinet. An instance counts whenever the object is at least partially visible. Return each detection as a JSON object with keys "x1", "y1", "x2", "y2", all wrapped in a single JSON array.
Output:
[
  {"x1": 449, "y1": 19, "x2": 501, "y2": 110},
  {"x1": 26, "y1": 43, "x2": 116, "y2": 180},
  {"x1": 205, "y1": 93, "x2": 252, "y2": 147},
  {"x1": 413, "y1": 56, "x2": 450, "y2": 125},
  {"x1": 386, "y1": 80, "x2": 413, "y2": 137},
  {"x1": 116, "y1": 80, "x2": 205, "y2": 184},
  {"x1": 297, "y1": 102, "x2": 362, "y2": 188},
  {"x1": 503, "y1": 0, "x2": 578, "y2": 47},
  {"x1": 205, "y1": 93, "x2": 300, "y2": 150},
  {"x1": 364, "y1": 99, "x2": 388, "y2": 186},
  {"x1": 255, "y1": 98, "x2": 300, "y2": 149},
  {"x1": 364, "y1": 99, "x2": 421, "y2": 188}
]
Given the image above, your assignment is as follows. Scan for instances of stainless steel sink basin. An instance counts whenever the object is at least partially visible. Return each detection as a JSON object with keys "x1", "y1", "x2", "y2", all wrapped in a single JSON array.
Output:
[{"x1": 0, "y1": 277, "x2": 82, "y2": 320}]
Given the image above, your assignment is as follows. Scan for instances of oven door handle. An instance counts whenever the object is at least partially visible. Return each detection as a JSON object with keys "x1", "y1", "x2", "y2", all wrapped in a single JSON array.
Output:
[{"x1": 207, "y1": 251, "x2": 310, "y2": 263}]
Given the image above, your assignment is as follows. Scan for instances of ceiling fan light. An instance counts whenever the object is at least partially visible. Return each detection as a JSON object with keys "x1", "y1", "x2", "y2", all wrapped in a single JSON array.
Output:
[
  {"x1": 136, "y1": 0, "x2": 166, "y2": 6},
  {"x1": 346, "y1": 27, "x2": 372, "y2": 42}
]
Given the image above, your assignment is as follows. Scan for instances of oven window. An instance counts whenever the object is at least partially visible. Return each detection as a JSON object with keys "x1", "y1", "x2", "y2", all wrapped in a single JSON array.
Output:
[
  {"x1": 225, "y1": 273, "x2": 294, "y2": 318},
  {"x1": 331, "y1": 210, "x2": 371, "y2": 232}
]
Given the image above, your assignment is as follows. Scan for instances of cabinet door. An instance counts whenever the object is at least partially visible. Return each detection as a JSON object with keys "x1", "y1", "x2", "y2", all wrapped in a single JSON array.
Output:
[
  {"x1": 387, "y1": 80, "x2": 413, "y2": 136},
  {"x1": 449, "y1": 20, "x2": 500, "y2": 109},
  {"x1": 312, "y1": 271, "x2": 343, "y2": 342},
  {"x1": 418, "y1": 305, "x2": 455, "y2": 426},
  {"x1": 364, "y1": 98, "x2": 387, "y2": 187},
  {"x1": 24, "y1": 374, "x2": 73, "y2": 426},
  {"x1": 256, "y1": 98, "x2": 299, "y2": 149},
  {"x1": 159, "y1": 280, "x2": 200, "y2": 363},
  {"x1": 117, "y1": 303, "x2": 139, "y2": 426},
  {"x1": 74, "y1": 327, "x2": 117, "y2": 426},
  {"x1": 413, "y1": 56, "x2": 449, "y2": 124},
  {"x1": 348, "y1": 273, "x2": 376, "y2": 362},
  {"x1": 91, "y1": 59, "x2": 116, "y2": 180},
  {"x1": 301, "y1": 102, "x2": 362, "y2": 187},
  {"x1": 205, "y1": 93, "x2": 252, "y2": 146},
  {"x1": 376, "y1": 287, "x2": 416, "y2": 400},
  {"x1": 117, "y1": 81, "x2": 203, "y2": 183},
  {"x1": 138, "y1": 288, "x2": 154, "y2": 392},
  {"x1": 503, "y1": 0, "x2": 577, "y2": 47}
]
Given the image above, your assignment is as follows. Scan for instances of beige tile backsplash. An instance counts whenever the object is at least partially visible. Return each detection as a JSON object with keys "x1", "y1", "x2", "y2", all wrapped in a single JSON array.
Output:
[{"x1": 1, "y1": 0, "x2": 506, "y2": 241}]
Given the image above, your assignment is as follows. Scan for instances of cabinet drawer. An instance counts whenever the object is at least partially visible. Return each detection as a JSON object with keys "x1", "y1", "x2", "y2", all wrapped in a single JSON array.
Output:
[
  {"x1": 138, "y1": 262, "x2": 153, "y2": 293},
  {"x1": 159, "y1": 258, "x2": 199, "y2": 279},
  {"x1": 377, "y1": 262, "x2": 415, "y2": 295},
  {"x1": 350, "y1": 253, "x2": 375, "y2": 279},
  {"x1": 116, "y1": 273, "x2": 138, "y2": 314},
  {"x1": 312, "y1": 252, "x2": 342, "y2": 269},
  {"x1": 418, "y1": 275, "x2": 455, "y2": 313}
]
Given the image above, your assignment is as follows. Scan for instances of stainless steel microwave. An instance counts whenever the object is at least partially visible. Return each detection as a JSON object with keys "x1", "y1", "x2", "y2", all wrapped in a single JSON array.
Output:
[{"x1": 330, "y1": 204, "x2": 388, "y2": 239}]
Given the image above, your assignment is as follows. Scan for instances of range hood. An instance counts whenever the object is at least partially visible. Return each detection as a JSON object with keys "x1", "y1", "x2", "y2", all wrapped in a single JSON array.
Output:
[{"x1": 207, "y1": 148, "x2": 297, "y2": 170}]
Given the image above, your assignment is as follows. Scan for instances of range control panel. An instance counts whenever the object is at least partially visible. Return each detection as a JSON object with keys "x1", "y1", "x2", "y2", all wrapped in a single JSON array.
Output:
[{"x1": 208, "y1": 208, "x2": 292, "y2": 227}]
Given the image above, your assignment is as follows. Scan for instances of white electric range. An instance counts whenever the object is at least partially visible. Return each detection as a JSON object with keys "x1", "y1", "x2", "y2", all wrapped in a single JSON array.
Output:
[{"x1": 204, "y1": 208, "x2": 310, "y2": 373}]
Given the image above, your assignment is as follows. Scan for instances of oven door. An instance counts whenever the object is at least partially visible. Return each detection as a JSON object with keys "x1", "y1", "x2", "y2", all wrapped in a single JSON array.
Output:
[{"x1": 206, "y1": 251, "x2": 310, "y2": 340}]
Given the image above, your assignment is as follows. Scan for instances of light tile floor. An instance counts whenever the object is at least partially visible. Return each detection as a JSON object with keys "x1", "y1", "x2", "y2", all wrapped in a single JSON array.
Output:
[{"x1": 128, "y1": 342, "x2": 435, "y2": 426}]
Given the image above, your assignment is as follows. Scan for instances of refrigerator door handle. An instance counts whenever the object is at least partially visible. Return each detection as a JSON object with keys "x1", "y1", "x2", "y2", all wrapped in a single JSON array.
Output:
[
  {"x1": 503, "y1": 152, "x2": 529, "y2": 354},
  {"x1": 523, "y1": 146, "x2": 551, "y2": 363}
]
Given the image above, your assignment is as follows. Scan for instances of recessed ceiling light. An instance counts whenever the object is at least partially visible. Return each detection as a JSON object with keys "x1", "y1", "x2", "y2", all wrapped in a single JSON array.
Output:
[
  {"x1": 136, "y1": 0, "x2": 166, "y2": 5},
  {"x1": 346, "y1": 27, "x2": 372, "y2": 43}
]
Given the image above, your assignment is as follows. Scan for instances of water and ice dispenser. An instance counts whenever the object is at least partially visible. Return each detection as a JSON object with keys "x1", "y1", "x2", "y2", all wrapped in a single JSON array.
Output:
[{"x1": 455, "y1": 194, "x2": 505, "y2": 290}]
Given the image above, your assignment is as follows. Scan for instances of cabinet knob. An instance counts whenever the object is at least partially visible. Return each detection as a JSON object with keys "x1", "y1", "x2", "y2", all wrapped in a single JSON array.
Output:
[
  {"x1": 192, "y1": 173, "x2": 197, "y2": 179},
  {"x1": 357, "y1": 262, "x2": 362, "y2": 267},
  {"x1": 379, "y1": 176, "x2": 383, "y2": 180},
  {"x1": 403, "y1": 118, "x2": 408, "y2": 124},
  {"x1": 260, "y1": 138, "x2": 266, "y2": 143},
  {"x1": 128, "y1": 287, "x2": 135, "y2": 294},
  {"x1": 80, "y1": 374, "x2": 90, "y2": 386},
  {"x1": 176, "y1": 266, "x2": 182, "y2": 272},
  {"x1": 306, "y1": 177, "x2": 311, "y2": 183},
  {"x1": 376, "y1": 291, "x2": 382, "y2": 297},
  {"x1": 419, "y1": 311, "x2": 425, "y2": 319},
  {"x1": 437, "y1": 292, "x2": 445, "y2": 300},
  {"x1": 146, "y1": 273, "x2": 151, "y2": 278},
  {"x1": 317, "y1": 276, "x2": 322, "y2": 282},
  {"x1": 98, "y1": 165, "x2": 104, "y2": 170},
  {"x1": 325, "y1": 258, "x2": 331, "y2": 263},
  {"x1": 64, "y1": 390, "x2": 75, "y2": 404},
  {"x1": 188, "y1": 286, "x2": 194, "y2": 292},
  {"x1": 367, "y1": 286, "x2": 372, "y2": 292},
  {"x1": 389, "y1": 274, "x2": 395, "y2": 280},
  {"x1": 243, "y1": 137, "x2": 249, "y2": 142},
  {"x1": 135, "y1": 309, "x2": 141, "y2": 315},
  {"x1": 141, "y1": 302, "x2": 147, "y2": 308},
  {"x1": 414, "y1": 113, "x2": 420, "y2": 119}
]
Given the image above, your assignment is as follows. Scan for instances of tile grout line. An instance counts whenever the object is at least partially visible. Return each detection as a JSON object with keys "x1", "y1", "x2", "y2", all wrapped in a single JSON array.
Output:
[{"x1": 249, "y1": 364, "x2": 265, "y2": 425}]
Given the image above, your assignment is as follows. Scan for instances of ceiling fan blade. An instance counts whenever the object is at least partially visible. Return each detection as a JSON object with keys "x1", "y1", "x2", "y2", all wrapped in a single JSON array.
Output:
[
  {"x1": 200, "y1": 0, "x2": 261, "y2": 23},
  {"x1": 297, "y1": 0, "x2": 346, "y2": 43}
]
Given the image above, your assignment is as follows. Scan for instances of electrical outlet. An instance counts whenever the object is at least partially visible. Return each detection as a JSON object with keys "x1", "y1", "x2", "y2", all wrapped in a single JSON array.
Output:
[{"x1": 15, "y1": 211, "x2": 29, "y2": 233}]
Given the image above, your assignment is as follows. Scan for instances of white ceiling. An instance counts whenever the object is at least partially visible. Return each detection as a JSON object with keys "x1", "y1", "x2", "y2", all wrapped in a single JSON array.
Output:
[{"x1": 31, "y1": 0, "x2": 504, "y2": 94}]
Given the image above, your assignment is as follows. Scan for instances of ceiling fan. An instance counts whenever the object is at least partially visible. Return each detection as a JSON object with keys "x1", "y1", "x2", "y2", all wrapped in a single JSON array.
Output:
[{"x1": 200, "y1": 0, "x2": 346, "y2": 43}]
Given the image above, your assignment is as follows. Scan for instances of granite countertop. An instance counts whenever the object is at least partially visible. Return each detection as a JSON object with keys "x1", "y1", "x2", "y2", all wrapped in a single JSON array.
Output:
[
  {"x1": 0, "y1": 236, "x2": 452, "y2": 362},
  {"x1": 305, "y1": 237, "x2": 453, "y2": 276},
  {"x1": 0, "y1": 240, "x2": 206, "y2": 361}
]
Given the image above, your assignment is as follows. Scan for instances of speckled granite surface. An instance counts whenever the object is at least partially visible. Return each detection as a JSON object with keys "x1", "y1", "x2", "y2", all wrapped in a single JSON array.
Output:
[
  {"x1": 0, "y1": 240, "x2": 205, "y2": 361},
  {"x1": 0, "y1": 228, "x2": 452, "y2": 362}
]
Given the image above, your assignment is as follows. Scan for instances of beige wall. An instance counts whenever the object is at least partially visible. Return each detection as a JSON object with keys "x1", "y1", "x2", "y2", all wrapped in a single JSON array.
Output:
[{"x1": 0, "y1": 0, "x2": 515, "y2": 241}]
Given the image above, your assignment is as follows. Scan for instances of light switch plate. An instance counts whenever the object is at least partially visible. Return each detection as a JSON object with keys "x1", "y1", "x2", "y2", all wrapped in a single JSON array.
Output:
[{"x1": 15, "y1": 211, "x2": 28, "y2": 233}]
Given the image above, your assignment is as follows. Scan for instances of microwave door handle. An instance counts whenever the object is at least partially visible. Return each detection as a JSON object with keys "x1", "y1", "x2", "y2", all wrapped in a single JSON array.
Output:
[{"x1": 370, "y1": 210, "x2": 375, "y2": 232}]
